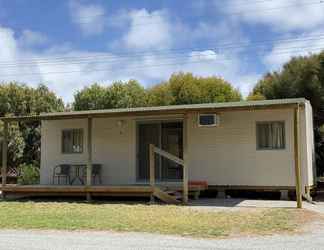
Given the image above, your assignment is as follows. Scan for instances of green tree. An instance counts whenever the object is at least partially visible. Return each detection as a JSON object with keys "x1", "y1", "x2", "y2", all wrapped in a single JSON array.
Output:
[
  {"x1": 0, "y1": 83, "x2": 63, "y2": 116},
  {"x1": 73, "y1": 84, "x2": 110, "y2": 111},
  {"x1": 74, "y1": 73, "x2": 242, "y2": 110},
  {"x1": 198, "y1": 76, "x2": 242, "y2": 103},
  {"x1": 0, "y1": 122, "x2": 25, "y2": 170},
  {"x1": 73, "y1": 80, "x2": 147, "y2": 111},
  {"x1": 246, "y1": 93, "x2": 266, "y2": 101},
  {"x1": 249, "y1": 51, "x2": 324, "y2": 175},
  {"x1": 147, "y1": 82, "x2": 174, "y2": 106},
  {"x1": 109, "y1": 80, "x2": 147, "y2": 108},
  {"x1": 0, "y1": 82, "x2": 64, "y2": 169},
  {"x1": 147, "y1": 72, "x2": 242, "y2": 106},
  {"x1": 167, "y1": 73, "x2": 202, "y2": 104}
]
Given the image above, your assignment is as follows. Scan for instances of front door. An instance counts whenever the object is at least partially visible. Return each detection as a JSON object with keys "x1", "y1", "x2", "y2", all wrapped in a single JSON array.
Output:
[
  {"x1": 137, "y1": 123, "x2": 160, "y2": 181},
  {"x1": 137, "y1": 121, "x2": 183, "y2": 181},
  {"x1": 161, "y1": 122, "x2": 183, "y2": 180}
]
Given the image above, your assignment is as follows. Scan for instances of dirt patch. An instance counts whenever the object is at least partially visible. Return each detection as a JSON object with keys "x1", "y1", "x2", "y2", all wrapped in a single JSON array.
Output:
[{"x1": 298, "y1": 208, "x2": 324, "y2": 233}]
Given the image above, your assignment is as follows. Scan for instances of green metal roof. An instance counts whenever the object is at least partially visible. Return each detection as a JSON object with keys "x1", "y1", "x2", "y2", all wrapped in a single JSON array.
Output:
[{"x1": 0, "y1": 98, "x2": 308, "y2": 121}]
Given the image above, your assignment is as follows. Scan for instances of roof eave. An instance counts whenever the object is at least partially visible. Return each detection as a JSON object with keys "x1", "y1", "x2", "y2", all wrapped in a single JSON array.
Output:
[{"x1": 0, "y1": 99, "x2": 306, "y2": 123}]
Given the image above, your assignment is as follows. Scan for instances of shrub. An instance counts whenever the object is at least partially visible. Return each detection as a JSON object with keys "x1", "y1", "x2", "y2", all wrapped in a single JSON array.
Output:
[{"x1": 17, "y1": 163, "x2": 40, "y2": 185}]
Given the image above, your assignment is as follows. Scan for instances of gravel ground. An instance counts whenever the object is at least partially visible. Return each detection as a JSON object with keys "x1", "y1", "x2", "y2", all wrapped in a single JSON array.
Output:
[{"x1": 1, "y1": 224, "x2": 324, "y2": 250}]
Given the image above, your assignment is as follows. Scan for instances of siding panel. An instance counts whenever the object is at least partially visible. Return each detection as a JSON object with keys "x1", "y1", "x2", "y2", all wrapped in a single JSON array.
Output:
[{"x1": 40, "y1": 107, "x2": 314, "y2": 189}]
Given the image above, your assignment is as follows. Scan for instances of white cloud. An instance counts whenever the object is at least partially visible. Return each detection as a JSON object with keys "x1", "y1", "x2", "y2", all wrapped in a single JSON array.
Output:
[
  {"x1": 19, "y1": 29, "x2": 48, "y2": 47},
  {"x1": 182, "y1": 51, "x2": 260, "y2": 97},
  {"x1": 0, "y1": 26, "x2": 18, "y2": 60},
  {"x1": 121, "y1": 9, "x2": 172, "y2": 50},
  {"x1": 235, "y1": 74, "x2": 261, "y2": 97},
  {"x1": 190, "y1": 50, "x2": 218, "y2": 61},
  {"x1": 69, "y1": 0, "x2": 105, "y2": 36},
  {"x1": 0, "y1": 28, "x2": 256, "y2": 102},
  {"x1": 0, "y1": 26, "x2": 107, "y2": 99},
  {"x1": 0, "y1": 6, "x2": 259, "y2": 102},
  {"x1": 191, "y1": 20, "x2": 248, "y2": 46},
  {"x1": 218, "y1": 0, "x2": 324, "y2": 32},
  {"x1": 213, "y1": 0, "x2": 324, "y2": 78},
  {"x1": 111, "y1": 7, "x2": 249, "y2": 56},
  {"x1": 263, "y1": 30, "x2": 324, "y2": 69}
]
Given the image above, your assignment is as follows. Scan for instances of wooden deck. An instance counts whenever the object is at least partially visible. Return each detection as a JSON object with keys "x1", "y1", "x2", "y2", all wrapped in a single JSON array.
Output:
[
  {"x1": 0, "y1": 184, "x2": 205, "y2": 200},
  {"x1": 0, "y1": 185, "x2": 154, "y2": 197}
]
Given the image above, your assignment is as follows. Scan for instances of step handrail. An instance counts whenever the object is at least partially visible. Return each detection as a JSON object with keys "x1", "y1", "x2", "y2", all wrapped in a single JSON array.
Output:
[
  {"x1": 149, "y1": 144, "x2": 188, "y2": 204},
  {"x1": 153, "y1": 147, "x2": 185, "y2": 166}
]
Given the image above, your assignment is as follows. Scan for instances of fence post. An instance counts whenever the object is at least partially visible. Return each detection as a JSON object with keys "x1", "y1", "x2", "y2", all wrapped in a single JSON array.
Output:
[
  {"x1": 149, "y1": 144, "x2": 155, "y2": 203},
  {"x1": 294, "y1": 105, "x2": 302, "y2": 208},
  {"x1": 1, "y1": 121, "x2": 8, "y2": 199},
  {"x1": 86, "y1": 117, "x2": 93, "y2": 202},
  {"x1": 182, "y1": 115, "x2": 188, "y2": 204}
]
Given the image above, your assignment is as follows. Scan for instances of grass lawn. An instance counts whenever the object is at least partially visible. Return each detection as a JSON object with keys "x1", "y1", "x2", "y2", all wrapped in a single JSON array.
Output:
[{"x1": 0, "y1": 201, "x2": 314, "y2": 238}]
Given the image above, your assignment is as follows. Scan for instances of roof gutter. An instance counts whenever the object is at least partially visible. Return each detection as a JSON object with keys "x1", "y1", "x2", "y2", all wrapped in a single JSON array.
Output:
[{"x1": 0, "y1": 99, "x2": 307, "y2": 123}]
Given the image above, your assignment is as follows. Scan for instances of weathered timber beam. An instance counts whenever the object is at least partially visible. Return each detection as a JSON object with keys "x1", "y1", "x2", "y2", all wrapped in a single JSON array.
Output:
[
  {"x1": 294, "y1": 105, "x2": 302, "y2": 208},
  {"x1": 86, "y1": 117, "x2": 93, "y2": 202}
]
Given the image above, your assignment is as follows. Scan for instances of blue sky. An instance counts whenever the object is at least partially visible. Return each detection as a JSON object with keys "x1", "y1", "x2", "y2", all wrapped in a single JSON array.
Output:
[{"x1": 0, "y1": 0, "x2": 324, "y2": 102}]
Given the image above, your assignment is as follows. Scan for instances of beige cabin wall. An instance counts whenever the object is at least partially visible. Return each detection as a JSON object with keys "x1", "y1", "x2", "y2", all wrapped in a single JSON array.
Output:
[
  {"x1": 40, "y1": 117, "x2": 136, "y2": 185},
  {"x1": 41, "y1": 119, "x2": 87, "y2": 185},
  {"x1": 40, "y1": 107, "x2": 314, "y2": 188},
  {"x1": 187, "y1": 107, "x2": 313, "y2": 188}
]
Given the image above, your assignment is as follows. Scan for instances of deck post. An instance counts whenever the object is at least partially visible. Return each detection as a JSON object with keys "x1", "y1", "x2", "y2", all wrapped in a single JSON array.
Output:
[
  {"x1": 294, "y1": 105, "x2": 302, "y2": 208},
  {"x1": 182, "y1": 114, "x2": 189, "y2": 205},
  {"x1": 86, "y1": 117, "x2": 93, "y2": 202},
  {"x1": 149, "y1": 144, "x2": 155, "y2": 203},
  {"x1": 1, "y1": 121, "x2": 8, "y2": 199}
]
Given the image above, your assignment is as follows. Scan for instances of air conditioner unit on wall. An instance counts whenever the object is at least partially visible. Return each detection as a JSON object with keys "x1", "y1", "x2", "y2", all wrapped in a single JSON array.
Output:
[{"x1": 198, "y1": 113, "x2": 220, "y2": 127}]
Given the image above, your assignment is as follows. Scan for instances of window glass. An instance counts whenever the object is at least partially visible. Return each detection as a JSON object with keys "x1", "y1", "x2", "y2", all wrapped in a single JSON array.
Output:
[
  {"x1": 199, "y1": 114, "x2": 216, "y2": 126},
  {"x1": 256, "y1": 122, "x2": 285, "y2": 150},
  {"x1": 62, "y1": 129, "x2": 83, "y2": 153}
]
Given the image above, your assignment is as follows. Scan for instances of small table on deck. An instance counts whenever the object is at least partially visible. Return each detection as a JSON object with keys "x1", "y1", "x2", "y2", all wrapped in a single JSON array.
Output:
[{"x1": 70, "y1": 164, "x2": 85, "y2": 185}]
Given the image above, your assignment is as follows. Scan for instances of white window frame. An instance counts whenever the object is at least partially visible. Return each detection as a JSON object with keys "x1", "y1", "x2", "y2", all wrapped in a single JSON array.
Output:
[{"x1": 198, "y1": 113, "x2": 219, "y2": 127}]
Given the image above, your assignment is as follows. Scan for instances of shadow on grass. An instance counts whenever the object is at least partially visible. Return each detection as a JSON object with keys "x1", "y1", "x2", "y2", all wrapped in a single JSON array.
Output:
[{"x1": 0, "y1": 189, "x2": 297, "y2": 209}]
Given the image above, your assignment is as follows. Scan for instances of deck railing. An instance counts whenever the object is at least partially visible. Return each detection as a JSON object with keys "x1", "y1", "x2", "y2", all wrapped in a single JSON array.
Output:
[{"x1": 149, "y1": 144, "x2": 188, "y2": 204}]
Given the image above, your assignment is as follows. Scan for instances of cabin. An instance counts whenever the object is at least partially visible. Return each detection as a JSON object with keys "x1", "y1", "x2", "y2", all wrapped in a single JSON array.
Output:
[{"x1": 0, "y1": 98, "x2": 315, "y2": 207}]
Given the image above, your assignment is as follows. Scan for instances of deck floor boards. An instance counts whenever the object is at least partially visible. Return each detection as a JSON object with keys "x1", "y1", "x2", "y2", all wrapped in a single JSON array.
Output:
[
  {"x1": 0, "y1": 184, "x2": 205, "y2": 199},
  {"x1": 0, "y1": 185, "x2": 153, "y2": 193}
]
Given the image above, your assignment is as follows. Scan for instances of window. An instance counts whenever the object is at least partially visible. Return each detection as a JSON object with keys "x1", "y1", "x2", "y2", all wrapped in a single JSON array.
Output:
[
  {"x1": 256, "y1": 122, "x2": 285, "y2": 150},
  {"x1": 62, "y1": 129, "x2": 83, "y2": 153},
  {"x1": 198, "y1": 114, "x2": 219, "y2": 127}
]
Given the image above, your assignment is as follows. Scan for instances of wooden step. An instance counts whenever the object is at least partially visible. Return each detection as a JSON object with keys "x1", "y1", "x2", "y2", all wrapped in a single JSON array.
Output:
[
  {"x1": 166, "y1": 191, "x2": 183, "y2": 200},
  {"x1": 165, "y1": 189, "x2": 200, "y2": 200},
  {"x1": 153, "y1": 187, "x2": 181, "y2": 205}
]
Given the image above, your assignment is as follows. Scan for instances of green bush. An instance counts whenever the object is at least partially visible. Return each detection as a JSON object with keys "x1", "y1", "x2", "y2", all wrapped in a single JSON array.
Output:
[{"x1": 17, "y1": 164, "x2": 40, "y2": 185}]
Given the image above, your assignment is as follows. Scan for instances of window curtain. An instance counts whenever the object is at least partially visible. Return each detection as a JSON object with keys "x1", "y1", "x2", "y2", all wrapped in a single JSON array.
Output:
[
  {"x1": 270, "y1": 122, "x2": 285, "y2": 149},
  {"x1": 257, "y1": 122, "x2": 285, "y2": 149}
]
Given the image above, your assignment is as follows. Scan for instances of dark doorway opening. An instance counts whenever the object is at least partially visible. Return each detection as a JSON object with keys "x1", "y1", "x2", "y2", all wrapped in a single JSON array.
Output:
[{"x1": 137, "y1": 121, "x2": 183, "y2": 181}]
